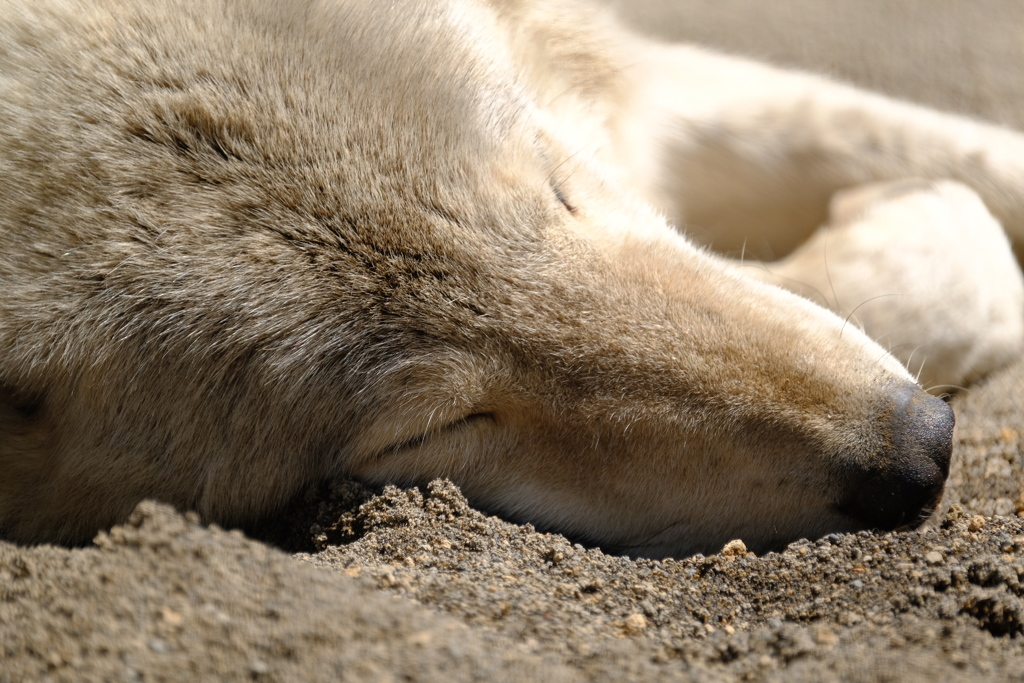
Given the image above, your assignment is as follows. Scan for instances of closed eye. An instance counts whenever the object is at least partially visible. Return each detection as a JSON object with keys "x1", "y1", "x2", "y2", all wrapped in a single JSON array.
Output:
[
  {"x1": 375, "y1": 412, "x2": 496, "y2": 459},
  {"x1": 550, "y1": 180, "x2": 576, "y2": 215},
  {"x1": 537, "y1": 143, "x2": 577, "y2": 215}
]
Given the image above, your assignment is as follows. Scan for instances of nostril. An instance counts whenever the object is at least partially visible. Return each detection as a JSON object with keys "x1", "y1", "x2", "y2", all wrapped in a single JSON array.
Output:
[{"x1": 840, "y1": 382, "x2": 955, "y2": 531}]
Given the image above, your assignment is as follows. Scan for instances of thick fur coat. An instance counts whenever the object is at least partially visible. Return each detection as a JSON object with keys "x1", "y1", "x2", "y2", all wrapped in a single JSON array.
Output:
[{"x1": 1, "y1": 0, "x2": 1021, "y2": 556}]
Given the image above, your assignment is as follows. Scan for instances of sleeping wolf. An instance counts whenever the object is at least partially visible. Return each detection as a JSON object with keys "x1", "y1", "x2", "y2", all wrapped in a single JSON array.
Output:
[{"x1": 1, "y1": 0, "x2": 1022, "y2": 556}]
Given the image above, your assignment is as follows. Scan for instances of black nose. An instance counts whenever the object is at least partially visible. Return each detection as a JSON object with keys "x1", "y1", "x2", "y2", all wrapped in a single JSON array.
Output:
[{"x1": 839, "y1": 383, "x2": 954, "y2": 530}]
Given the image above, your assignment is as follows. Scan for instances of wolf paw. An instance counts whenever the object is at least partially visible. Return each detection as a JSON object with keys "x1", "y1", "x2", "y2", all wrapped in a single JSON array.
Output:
[{"x1": 760, "y1": 180, "x2": 1024, "y2": 391}]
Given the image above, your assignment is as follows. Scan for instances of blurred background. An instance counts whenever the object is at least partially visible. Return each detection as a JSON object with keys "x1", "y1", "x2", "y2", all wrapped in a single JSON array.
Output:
[{"x1": 602, "y1": 0, "x2": 1024, "y2": 130}]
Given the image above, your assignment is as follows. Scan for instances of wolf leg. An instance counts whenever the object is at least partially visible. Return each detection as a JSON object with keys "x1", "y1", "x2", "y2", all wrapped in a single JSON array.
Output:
[
  {"x1": 619, "y1": 43, "x2": 1024, "y2": 259},
  {"x1": 741, "y1": 180, "x2": 1024, "y2": 391}
]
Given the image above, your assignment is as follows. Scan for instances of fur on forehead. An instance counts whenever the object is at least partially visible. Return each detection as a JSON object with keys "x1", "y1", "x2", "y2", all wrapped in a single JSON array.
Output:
[{"x1": 315, "y1": 0, "x2": 533, "y2": 149}]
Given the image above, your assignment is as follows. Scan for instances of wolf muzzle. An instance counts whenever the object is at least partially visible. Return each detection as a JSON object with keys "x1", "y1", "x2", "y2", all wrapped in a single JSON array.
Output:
[{"x1": 838, "y1": 383, "x2": 955, "y2": 530}]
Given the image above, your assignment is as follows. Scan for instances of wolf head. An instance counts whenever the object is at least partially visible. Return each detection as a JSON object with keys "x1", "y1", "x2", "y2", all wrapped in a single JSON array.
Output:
[{"x1": 0, "y1": 0, "x2": 951, "y2": 554}]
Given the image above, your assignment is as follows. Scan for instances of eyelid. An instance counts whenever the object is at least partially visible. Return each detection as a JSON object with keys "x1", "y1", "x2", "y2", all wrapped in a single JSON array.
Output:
[
  {"x1": 373, "y1": 412, "x2": 496, "y2": 460},
  {"x1": 536, "y1": 140, "x2": 577, "y2": 215},
  {"x1": 550, "y1": 179, "x2": 576, "y2": 214}
]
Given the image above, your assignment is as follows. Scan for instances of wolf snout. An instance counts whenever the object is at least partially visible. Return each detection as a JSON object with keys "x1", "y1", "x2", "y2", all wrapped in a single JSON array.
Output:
[{"x1": 839, "y1": 383, "x2": 955, "y2": 531}]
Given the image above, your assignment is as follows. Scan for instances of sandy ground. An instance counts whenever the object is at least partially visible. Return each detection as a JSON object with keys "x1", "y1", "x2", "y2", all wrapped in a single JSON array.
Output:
[{"x1": 4, "y1": 2, "x2": 1024, "y2": 681}]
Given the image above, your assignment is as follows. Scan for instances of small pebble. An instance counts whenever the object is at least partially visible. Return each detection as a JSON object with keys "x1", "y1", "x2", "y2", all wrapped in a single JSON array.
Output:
[
  {"x1": 720, "y1": 539, "x2": 747, "y2": 556},
  {"x1": 623, "y1": 613, "x2": 647, "y2": 633},
  {"x1": 147, "y1": 638, "x2": 170, "y2": 654},
  {"x1": 248, "y1": 660, "x2": 271, "y2": 675},
  {"x1": 945, "y1": 503, "x2": 964, "y2": 524}
]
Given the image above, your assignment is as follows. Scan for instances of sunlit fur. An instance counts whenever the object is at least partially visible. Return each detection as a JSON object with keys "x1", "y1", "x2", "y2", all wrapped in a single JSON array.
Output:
[{"x1": 0, "y1": 0, "x2": 1020, "y2": 555}]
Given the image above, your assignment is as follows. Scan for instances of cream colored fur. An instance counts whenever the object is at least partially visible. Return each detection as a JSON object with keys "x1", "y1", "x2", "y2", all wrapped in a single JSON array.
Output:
[{"x1": 0, "y1": 0, "x2": 1019, "y2": 556}]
